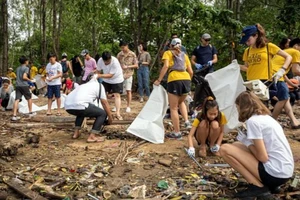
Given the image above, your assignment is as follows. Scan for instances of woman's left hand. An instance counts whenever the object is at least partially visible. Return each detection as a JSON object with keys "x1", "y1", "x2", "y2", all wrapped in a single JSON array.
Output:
[{"x1": 154, "y1": 80, "x2": 161, "y2": 86}]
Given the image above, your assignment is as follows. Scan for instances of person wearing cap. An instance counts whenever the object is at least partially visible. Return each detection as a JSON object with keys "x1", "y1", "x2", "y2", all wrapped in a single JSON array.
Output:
[
  {"x1": 271, "y1": 37, "x2": 300, "y2": 128},
  {"x1": 191, "y1": 33, "x2": 218, "y2": 75},
  {"x1": 96, "y1": 51, "x2": 124, "y2": 120},
  {"x1": 117, "y1": 41, "x2": 138, "y2": 113},
  {"x1": 80, "y1": 49, "x2": 97, "y2": 84},
  {"x1": 60, "y1": 52, "x2": 74, "y2": 78},
  {"x1": 154, "y1": 38, "x2": 193, "y2": 140},
  {"x1": 7, "y1": 67, "x2": 17, "y2": 85},
  {"x1": 45, "y1": 52, "x2": 63, "y2": 116}
]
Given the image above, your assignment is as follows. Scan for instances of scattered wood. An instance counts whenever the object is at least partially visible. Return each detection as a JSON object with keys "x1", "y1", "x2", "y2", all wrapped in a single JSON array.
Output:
[
  {"x1": 3, "y1": 177, "x2": 48, "y2": 200},
  {"x1": 278, "y1": 191, "x2": 300, "y2": 198}
]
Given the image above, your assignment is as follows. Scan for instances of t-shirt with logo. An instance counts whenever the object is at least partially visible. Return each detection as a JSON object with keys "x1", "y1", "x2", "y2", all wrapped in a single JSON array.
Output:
[
  {"x1": 46, "y1": 62, "x2": 62, "y2": 86},
  {"x1": 242, "y1": 42, "x2": 280, "y2": 81},
  {"x1": 16, "y1": 65, "x2": 30, "y2": 87},
  {"x1": 162, "y1": 50, "x2": 191, "y2": 83},
  {"x1": 272, "y1": 48, "x2": 300, "y2": 81}
]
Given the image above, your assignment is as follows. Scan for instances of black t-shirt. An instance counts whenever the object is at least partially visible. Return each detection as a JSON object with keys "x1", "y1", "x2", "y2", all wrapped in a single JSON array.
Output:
[
  {"x1": 192, "y1": 45, "x2": 217, "y2": 65},
  {"x1": 72, "y1": 58, "x2": 83, "y2": 77}
]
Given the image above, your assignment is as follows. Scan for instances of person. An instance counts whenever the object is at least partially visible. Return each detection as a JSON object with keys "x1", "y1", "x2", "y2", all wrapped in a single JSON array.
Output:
[
  {"x1": 187, "y1": 96, "x2": 227, "y2": 157},
  {"x1": 137, "y1": 42, "x2": 152, "y2": 102},
  {"x1": 271, "y1": 37, "x2": 300, "y2": 128},
  {"x1": 12, "y1": 56, "x2": 36, "y2": 121},
  {"x1": 38, "y1": 64, "x2": 47, "y2": 77},
  {"x1": 97, "y1": 51, "x2": 124, "y2": 120},
  {"x1": 278, "y1": 37, "x2": 291, "y2": 50},
  {"x1": 220, "y1": 91, "x2": 294, "y2": 198},
  {"x1": 162, "y1": 33, "x2": 187, "y2": 54},
  {"x1": 81, "y1": 49, "x2": 97, "y2": 84},
  {"x1": 45, "y1": 53, "x2": 62, "y2": 116},
  {"x1": 70, "y1": 55, "x2": 84, "y2": 84},
  {"x1": 0, "y1": 79, "x2": 14, "y2": 111},
  {"x1": 60, "y1": 53, "x2": 74, "y2": 77},
  {"x1": 7, "y1": 67, "x2": 17, "y2": 85},
  {"x1": 29, "y1": 62, "x2": 38, "y2": 80},
  {"x1": 191, "y1": 33, "x2": 218, "y2": 75},
  {"x1": 154, "y1": 38, "x2": 193, "y2": 139},
  {"x1": 64, "y1": 76, "x2": 73, "y2": 95},
  {"x1": 64, "y1": 75, "x2": 113, "y2": 143},
  {"x1": 117, "y1": 41, "x2": 138, "y2": 113}
]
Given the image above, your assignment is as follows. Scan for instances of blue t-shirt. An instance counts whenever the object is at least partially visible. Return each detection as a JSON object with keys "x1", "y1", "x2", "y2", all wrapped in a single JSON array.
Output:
[{"x1": 192, "y1": 45, "x2": 217, "y2": 65}]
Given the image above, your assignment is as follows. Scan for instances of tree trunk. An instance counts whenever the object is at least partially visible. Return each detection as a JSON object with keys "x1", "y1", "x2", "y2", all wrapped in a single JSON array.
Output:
[
  {"x1": 57, "y1": 0, "x2": 62, "y2": 57},
  {"x1": 52, "y1": 0, "x2": 57, "y2": 55},
  {"x1": 41, "y1": 0, "x2": 47, "y2": 64},
  {"x1": 1, "y1": 0, "x2": 8, "y2": 75}
]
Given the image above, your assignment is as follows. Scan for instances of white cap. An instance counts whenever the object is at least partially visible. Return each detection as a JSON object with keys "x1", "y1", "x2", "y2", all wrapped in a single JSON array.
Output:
[{"x1": 170, "y1": 38, "x2": 182, "y2": 46}]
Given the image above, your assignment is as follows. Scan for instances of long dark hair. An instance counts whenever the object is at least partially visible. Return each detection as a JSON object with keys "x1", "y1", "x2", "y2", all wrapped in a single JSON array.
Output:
[{"x1": 197, "y1": 96, "x2": 221, "y2": 123}]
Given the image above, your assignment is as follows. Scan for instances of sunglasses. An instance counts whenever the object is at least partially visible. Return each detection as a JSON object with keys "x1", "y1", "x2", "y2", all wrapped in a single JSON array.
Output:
[{"x1": 204, "y1": 39, "x2": 211, "y2": 42}]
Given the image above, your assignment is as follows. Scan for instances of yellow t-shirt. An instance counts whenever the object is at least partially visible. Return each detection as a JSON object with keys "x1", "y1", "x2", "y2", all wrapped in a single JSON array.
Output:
[
  {"x1": 243, "y1": 43, "x2": 280, "y2": 80},
  {"x1": 7, "y1": 71, "x2": 16, "y2": 80},
  {"x1": 162, "y1": 50, "x2": 191, "y2": 83},
  {"x1": 192, "y1": 112, "x2": 227, "y2": 127},
  {"x1": 272, "y1": 48, "x2": 300, "y2": 81},
  {"x1": 38, "y1": 67, "x2": 47, "y2": 76},
  {"x1": 30, "y1": 66, "x2": 38, "y2": 79}
]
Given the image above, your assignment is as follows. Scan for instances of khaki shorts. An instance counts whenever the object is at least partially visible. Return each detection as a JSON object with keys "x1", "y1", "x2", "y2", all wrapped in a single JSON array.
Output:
[{"x1": 123, "y1": 76, "x2": 133, "y2": 91}]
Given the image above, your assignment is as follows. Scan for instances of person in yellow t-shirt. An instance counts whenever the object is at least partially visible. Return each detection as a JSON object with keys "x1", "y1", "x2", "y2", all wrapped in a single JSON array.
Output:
[
  {"x1": 239, "y1": 23, "x2": 291, "y2": 82},
  {"x1": 7, "y1": 68, "x2": 16, "y2": 85},
  {"x1": 154, "y1": 38, "x2": 193, "y2": 140},
  {"x1": 187, "y1": 96, "x2": 227, "y2": 158},
  {"x1": 271, "y1": 38, "x2": 300, "y2": 129},
  {"x1": 38, "y1": 64, "x2": 47, "y2": 76},
  {"x1": 29, "y1": 63, "x2": 38, "y2": 80}
]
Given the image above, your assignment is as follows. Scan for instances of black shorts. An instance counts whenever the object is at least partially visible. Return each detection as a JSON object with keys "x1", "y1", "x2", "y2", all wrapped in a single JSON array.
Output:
[
  {"x1": 15, "y1": 86, "x2": 32, "y2": 100},
  {"x1": 102, "y1": 81, "x2": 123, "y2": 94},
  {"x1": 258, "y1": 162, "x2": 290, "y2": 190},
  {"x1": 167, "y1": 80, "x2": 191, "y2": 96}
]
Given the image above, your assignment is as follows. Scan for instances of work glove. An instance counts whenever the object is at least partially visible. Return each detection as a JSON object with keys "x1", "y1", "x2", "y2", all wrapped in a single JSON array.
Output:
[
  {"x1": 273, "y1": 68, "x2": 285, "y2": 83},
  {"x1": 72, "y1": 74, "x2": 75, "y2": 78},
  {"x1": 236, "y1": 131, "x2": 253, "y2": 147},
  {"x1": 207, "y1": 60, "x2": 213, "y2": 66},
  {"x1": 195, "y1": 63, "x2": 203, "y2": 70},
  {"x1": 210, "y1": 144, "x2": 220, "y2": 153},
  {"x1": 187, "y1": 147, "x2": 195, "y2": 157}
]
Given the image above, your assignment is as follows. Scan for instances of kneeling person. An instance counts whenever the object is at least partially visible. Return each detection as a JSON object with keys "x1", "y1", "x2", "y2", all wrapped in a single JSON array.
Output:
[{"x1": 64, "y1": 75, "x2": 113, "y2": 142}]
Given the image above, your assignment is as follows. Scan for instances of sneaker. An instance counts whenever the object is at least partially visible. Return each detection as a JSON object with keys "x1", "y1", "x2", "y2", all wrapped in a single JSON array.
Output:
[
  {"x1": 1, "y1": 107, "x2": 5, "y2": 111},
  {"x1": 29, "y1": 112, "x2": 37, "y2": 117},
  {"x1": 140, "y1": 97, "x2": 144, "y2": 103},
  {"x1": 111, "y1": 107, "x2": 116, "y2": 112},
  {"x1": 126, "y1": 107, "x2": 131, "y2": 113},
  {"x1": 184, "y1": 121, "x2": 192, "y2": 129},
  {"x1": 165, "y1": 132, "x2": 182, "y2": 140},
  {"x1": 11, "y1": 116, "x2": 21, "y2": 121},
  {"x1": 234, "y1": 184, "x2": 270, "y2": 198}
]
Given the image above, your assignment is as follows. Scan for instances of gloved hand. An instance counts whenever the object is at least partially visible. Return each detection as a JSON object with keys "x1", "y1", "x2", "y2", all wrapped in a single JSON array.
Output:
[
  {"x1": 195, "y1": 63, "x2": 203, "y2": 70},
  {"x1": 187, "y1": 147, "x2": 195, "y2": 157},
  {"x1": 210, "y1": 144, "x2": 220, "y2": 153},
  {"x1": 236, "y1": 132, "x2": 253, "y2": 147},
  {"x1": 72, "y1": 74, "x2": 75, "y2": 78},
  {"x1": 207, "y1": 60, "x2": 213, "y2": 66},
  {"x1": 273, "y1": 68, "x2": 285, "y2": 83}
]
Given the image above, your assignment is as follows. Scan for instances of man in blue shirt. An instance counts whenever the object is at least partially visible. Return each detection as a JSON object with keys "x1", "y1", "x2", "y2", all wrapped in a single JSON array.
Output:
[{"x1": 191, "y1": 33, "x2": 218, "y2": 75}]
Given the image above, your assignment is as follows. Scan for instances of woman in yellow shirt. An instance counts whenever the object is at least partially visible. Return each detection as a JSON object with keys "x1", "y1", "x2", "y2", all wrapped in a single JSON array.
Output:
[{"x1": 154, "y1": 38, "x2": 193, "y2": 139}]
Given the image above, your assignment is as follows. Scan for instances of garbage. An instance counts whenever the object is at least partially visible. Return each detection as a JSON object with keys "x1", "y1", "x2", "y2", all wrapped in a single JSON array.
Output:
[
  {"x1": 157, "y1": 180, "x2": 169, "y2": 190},
  {"x1": 128, "y1": 184, "x2": 146, "y2": 199}
]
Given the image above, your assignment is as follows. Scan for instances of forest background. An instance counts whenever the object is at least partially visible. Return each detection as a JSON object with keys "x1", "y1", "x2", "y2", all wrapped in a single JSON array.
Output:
[{"x1": 0, "y1": 0, "x2": 300, "y2": 80}]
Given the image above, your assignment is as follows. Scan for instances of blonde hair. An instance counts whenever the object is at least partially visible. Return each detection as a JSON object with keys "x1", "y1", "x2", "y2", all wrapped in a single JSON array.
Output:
[{"x1": 235, "y1": 91, "x2": 271, "y2": 122}]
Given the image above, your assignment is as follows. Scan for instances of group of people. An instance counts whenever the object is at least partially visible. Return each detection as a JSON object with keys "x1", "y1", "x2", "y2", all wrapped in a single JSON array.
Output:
[{"x1": 0, "y1": 23, "x2": 297, "y2": 199}]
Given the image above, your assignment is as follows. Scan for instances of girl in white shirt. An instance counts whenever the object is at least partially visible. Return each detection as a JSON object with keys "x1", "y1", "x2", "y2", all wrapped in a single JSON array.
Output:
[{"x1": 220, "y1": 91, "x2": 294, "y2": 199}]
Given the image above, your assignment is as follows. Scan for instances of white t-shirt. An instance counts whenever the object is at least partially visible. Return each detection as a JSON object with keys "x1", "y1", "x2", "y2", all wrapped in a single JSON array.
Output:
[
  {"x1": 246, "y1": 114, "x2": 294, "y2": 178},
  {"x1": 64, "y1": 79, "x2": 107, "y2": 110},
  {"x1": 97, "y1": 56, "x2": 124, "y2": 84},
  {"x1": 46, "y1": 62, "x2": 62, "y2": 85}
]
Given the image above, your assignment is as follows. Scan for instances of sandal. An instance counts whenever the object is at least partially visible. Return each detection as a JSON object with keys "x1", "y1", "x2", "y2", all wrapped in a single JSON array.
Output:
[
  {"x1": 116, "y1": 115, "x2": 123, "y2": 120},
  {"x1": 86, "y1": 136, "x2": 106, "y2": 143},
  {"x1": 56, "y1": 113, "x2": 62, "y2": 116},
  {"x1": 72, "y1": 132, "x2": 81, "y2": 139}
]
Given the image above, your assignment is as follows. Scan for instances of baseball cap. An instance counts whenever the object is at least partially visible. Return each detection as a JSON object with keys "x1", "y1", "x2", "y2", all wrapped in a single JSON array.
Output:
[
  {"x1": 202, "y1": 33, "x2": 211, "y2": 40},
  {"x1": 240, "y1": 25, "x2": 258, "y2": 44},
  {"x1": 62, "y1": 52, "x2": 67, "y2": 57},
  {"x1": 170, "y1": 38, "x2": 182, "y2": 46},
  {"x1": 8, "y1": 67, "x2": 13, "y2": 71},
  {"x1": 80, "y1": 49, "x2": 89, "y2": 56}
]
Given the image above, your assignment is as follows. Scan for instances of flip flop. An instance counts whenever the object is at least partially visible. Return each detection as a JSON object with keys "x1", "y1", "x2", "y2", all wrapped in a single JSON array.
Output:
[
  {"x1": 86, "y1": 137, "x2": 106, "y2": 143},
  {"x1": 72, "y1": 132, "x2": 81, "y2": 139},
  {"x1": 56, "y1": 113, "x2": 62, "y2": 116},
  {"x1": 46, "y1": 113, "x2": 52, "y2": 116},
  {"x1": 291, "y1": 124, "x2": 300, "y2": 129}
]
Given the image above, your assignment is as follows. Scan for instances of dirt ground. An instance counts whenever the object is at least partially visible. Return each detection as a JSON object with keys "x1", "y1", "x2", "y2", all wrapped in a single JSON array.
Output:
[{"x1": 0, "y1": 93, "x2": 300, "y2": 200}]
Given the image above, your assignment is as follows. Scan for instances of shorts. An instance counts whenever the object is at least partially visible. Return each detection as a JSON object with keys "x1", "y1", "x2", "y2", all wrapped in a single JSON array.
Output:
[
  {"x1": 167, "y1": 80, "x2": 191, "y2": 96},
  {"x1": 276, "y1": 81, "x2": 289, "y2": 101},
  {"x1": 15, "y1": 86, "x2": 32, "y2": 100},
  {"x1": 123, "y1": 76, "x2": 133, "y2": 91},
  {"x1": 102, "y1": 81, "x2": 123, "y2": 94},
  {"x1": 258, "y1": 162, "x2": 290, "y2": 190},
  {"x1": 47, "y1": 85, "x2": 61, "y2": 98}
]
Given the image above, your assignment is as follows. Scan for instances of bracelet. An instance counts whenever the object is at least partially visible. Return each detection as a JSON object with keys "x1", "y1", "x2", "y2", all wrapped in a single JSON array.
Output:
[
  {"x1": 157, "y1": 79, "x2": 161, "y2": 82},
  {"x1": 281, "y1": 67, "x2": 287, "y2": 70}
]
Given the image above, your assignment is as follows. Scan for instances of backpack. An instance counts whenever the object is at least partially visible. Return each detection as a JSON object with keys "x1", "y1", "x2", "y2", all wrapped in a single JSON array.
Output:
[
  {"x1": 192, "y1": 75, "x2": 215, "y2": 110},
  {"x1": 61, "y1": 60, "x2": 68, "y2": 73},
  {"x1": 170, "y1": 51, "x2": 186, "y2": 72}
]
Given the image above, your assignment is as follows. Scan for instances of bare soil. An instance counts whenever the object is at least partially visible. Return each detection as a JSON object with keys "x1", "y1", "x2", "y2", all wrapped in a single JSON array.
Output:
[{"x1": 0, "y1": 94, "x2": 300, "y2": 200}]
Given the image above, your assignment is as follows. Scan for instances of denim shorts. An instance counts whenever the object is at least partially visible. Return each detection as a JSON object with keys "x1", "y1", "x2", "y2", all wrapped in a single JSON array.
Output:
[
  {"x1": 276, "y1": 81, "x2": 289, "y2": 101},
  {"x1": 47, "y1": 85, "x2": 61, "y2": 98}
]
